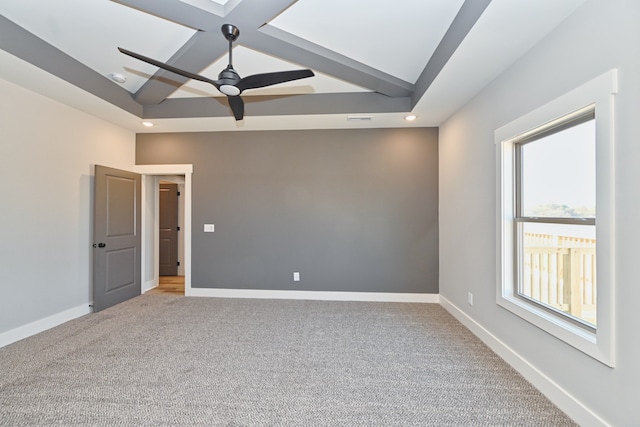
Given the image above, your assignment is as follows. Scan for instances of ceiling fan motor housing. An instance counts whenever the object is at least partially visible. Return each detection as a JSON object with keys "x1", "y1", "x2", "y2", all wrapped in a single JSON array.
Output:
[{"x1": 218, "y1": 66, "x2": 241, "y2": 95}]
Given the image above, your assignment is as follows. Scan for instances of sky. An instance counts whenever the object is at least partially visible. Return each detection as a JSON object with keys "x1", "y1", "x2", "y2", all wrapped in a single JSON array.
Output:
[{"x1": 521, "y1": 119, "x2": 595, "y2": 213}]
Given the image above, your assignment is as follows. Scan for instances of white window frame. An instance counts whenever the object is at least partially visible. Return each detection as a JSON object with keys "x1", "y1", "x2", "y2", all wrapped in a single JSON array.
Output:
[{"x1": 495, "y1": 69, "x2": 617, "y2": 367}]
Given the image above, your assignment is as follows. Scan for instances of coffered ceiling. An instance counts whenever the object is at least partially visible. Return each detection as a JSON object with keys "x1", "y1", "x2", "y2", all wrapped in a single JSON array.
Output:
[{"x1": 0, "y1": 0, "x2": 587, "y2": 132}]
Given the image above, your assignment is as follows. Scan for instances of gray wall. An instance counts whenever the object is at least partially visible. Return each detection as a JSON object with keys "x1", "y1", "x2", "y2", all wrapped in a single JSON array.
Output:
[
  {"x1": 137, "y1": 128, "x2": 438, "y2": 294},
  {"x1": 439, "y1": 0, "x2": 640, "y2": 424}
]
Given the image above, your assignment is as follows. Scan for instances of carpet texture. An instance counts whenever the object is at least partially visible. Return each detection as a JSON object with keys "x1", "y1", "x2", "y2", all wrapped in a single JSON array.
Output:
[{"x1": 0, "y1": 295, "x2": 576, "y2": 426}]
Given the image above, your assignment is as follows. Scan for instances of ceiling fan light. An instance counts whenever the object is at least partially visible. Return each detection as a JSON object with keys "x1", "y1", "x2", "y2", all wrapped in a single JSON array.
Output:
[{"x1": 220, "y1": 85, "x2": 240, "y2": 96}]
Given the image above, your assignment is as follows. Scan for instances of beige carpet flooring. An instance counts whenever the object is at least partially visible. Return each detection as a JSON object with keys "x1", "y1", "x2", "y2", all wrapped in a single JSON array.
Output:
[{"x1": 0, "y1": 295, "x2": 576, "y2": 426}]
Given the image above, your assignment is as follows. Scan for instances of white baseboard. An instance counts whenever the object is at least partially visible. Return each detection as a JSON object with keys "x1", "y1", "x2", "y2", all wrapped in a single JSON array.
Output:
[
  {"x1": 0, "y1": 303, "x2": 91, "y2": 348},
  {"x1": 439, "y1": 296, "x2": 608, "y2": 427},
  {"x1": 187, "y1": 287, "x2": 439, "y2": 303},
  {"x1": 142, "y1": 279, "x2": 157, "y2": 293}
]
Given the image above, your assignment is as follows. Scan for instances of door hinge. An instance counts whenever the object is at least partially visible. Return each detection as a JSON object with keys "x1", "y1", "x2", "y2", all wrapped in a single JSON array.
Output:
[
  {"x1": 177, "y1": 226, "x2": 181, "y2": 231},
  {"x1": 177, "y1": 261, "x2": 181, "y2": 266},
  {"x1": 177, "y1": 191, "x2": 181, "y2": 196}
]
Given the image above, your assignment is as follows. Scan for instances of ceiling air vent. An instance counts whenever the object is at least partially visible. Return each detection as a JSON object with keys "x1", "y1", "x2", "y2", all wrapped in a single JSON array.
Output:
[{"x1": 347, "y1": 115, "x2": 373, "y2": 122}]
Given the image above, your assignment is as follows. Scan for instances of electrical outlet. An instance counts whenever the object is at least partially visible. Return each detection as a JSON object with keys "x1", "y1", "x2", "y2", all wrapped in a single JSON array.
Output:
[
  {"x1": 293, "y1": 272, "x2": 300, "y2": 282},
  {"x1": 467, "y1": 292, "x2": 473, "y2": 306}
]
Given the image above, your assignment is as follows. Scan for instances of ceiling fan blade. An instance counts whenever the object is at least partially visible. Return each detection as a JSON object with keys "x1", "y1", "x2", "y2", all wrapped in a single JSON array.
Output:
[
  {"x1": 227, "y1": 95, "x2": 244, "y2": 121},
  {"x1": 118, "y1": 47, "x2": 219, "y2": 87},
  {"x1": 236, "y1": 69, "x2": 314, "y2": 92}
]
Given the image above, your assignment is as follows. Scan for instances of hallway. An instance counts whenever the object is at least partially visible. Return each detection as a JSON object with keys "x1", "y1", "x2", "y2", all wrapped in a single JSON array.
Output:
[{"x1": 147, "y1": 276, "x2": 184, "y2": 295}]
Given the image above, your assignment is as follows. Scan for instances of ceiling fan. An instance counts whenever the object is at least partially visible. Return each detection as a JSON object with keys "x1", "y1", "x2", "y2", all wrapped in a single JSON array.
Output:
[{"x1": 118, "y1": 24, "x2": 315, "y2": 121}]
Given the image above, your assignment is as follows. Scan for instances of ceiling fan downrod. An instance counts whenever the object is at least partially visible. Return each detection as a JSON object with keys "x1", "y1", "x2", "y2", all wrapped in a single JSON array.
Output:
[{"x1": 221, "y1": 24, "x2": 240, "y2": 68}]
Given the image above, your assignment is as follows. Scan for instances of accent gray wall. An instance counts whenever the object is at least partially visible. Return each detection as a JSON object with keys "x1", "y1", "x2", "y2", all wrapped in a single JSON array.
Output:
[{"x1": 137, "y1": 128, "x2": 438, "y2": 294}]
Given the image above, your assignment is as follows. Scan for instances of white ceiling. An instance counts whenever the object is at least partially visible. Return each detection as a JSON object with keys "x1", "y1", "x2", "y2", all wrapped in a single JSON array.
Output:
[{"x1": 0, "y1": 0, "x2": 587, "y2": 133}]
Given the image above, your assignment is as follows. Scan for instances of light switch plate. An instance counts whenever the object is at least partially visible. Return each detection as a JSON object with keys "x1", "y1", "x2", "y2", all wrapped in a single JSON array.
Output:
[{"x1": 204, "y1": 224, "x2": 215, "y2": 232}]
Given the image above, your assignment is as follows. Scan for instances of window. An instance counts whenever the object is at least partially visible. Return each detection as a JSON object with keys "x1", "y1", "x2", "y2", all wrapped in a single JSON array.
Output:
[
  {"x1": 496, "y1": 70, "x2": 617, "y2": 367},
  {"x1": 515, "y1": 110, "x2": 596, "y2": 328}
]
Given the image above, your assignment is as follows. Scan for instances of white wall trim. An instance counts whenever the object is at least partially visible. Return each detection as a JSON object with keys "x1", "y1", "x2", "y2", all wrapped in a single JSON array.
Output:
[
  {"x1": 0, "y1": 304, "x2": 91, "y2": 348},
  {"x1": 187, "y1": 287, "x2": 439, "y2": 303},
  {"x1": 134, "y1": 164, "x2": 194, "y2": 175},
  {"x1": 439, "y1": 296, "x2": 609, "y2": 427},
  {"x1": 142, "y1": 279, "x2": 157, "y2": 293},
  {"x1": 134, "y1": 164, "x2": 193, "y2": 295},
  {"x1": 494, "y1": 69, "x2": 618, "y2": 367}
]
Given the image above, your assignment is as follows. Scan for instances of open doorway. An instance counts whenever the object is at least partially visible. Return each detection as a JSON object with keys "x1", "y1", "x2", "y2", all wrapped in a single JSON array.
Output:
[
  {"x1": 135, "y1": 164, "x2": 193, "y2": 296},
  {"x1": 151, "y1": 177, "x2": 185, "y2": 295}
]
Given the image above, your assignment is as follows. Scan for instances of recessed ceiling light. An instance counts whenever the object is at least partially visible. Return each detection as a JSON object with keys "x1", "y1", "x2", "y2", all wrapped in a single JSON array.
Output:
[
  {"x1": 109, "y1": 73, "x2": 127, "y2": 84},
  {"x1": 404, "y1": 115, "x2": 417, "y2": 122},
  {"x1": 142, "y1": 121, "x2": 154, "y2": 127}
]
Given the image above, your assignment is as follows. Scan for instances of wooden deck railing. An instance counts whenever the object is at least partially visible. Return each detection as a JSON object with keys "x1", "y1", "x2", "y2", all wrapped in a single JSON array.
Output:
[{"x1": 522, "y1": 233, "x2": 596, "y2": 325}]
